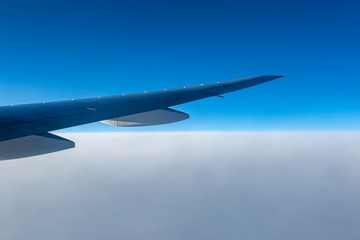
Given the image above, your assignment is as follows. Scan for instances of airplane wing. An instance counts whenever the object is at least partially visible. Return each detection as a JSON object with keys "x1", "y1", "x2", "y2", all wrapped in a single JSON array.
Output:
[{"x1": 0, "y1": 75, "x2": 284, "y2": 160}]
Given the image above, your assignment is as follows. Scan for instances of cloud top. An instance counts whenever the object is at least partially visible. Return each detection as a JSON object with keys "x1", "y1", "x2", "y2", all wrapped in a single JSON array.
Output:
[{"x1": 0, "y1": 132, "x2": 359, "y2": 240}]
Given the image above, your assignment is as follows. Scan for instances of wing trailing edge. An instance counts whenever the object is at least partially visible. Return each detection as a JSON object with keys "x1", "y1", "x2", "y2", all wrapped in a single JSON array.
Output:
[
  {"x1": 0, "y1": 133, "x2": 74, "y2": 160},
  {"x1": 101, "y1": 108, "x2": 189, "y2": 127}
]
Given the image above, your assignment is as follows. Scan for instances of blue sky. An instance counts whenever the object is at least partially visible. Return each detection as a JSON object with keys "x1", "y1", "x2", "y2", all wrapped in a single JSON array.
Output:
[{"x1": 0, "y1": 0, "x2": 359, "y2": 131}]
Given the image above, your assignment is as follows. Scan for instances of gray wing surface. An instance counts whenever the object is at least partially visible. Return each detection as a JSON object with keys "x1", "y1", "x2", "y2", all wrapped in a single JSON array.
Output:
[{"x1": 0, "y1": 75, "x2": 283, "y2": 159}]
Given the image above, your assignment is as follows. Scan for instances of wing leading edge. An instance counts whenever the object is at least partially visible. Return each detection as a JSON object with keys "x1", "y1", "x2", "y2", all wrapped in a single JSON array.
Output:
[{"x1": 0, "y1": 75, "x2": 284, "y2": 160}]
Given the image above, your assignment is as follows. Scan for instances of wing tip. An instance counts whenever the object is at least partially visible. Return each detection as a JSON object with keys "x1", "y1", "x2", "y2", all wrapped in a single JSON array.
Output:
[
  {"x1": 263, "y1": 75, "x2": 287, "y2": 78},
  {"x1": 260, "y1": 74, "x2": 288, "y2": 81}
]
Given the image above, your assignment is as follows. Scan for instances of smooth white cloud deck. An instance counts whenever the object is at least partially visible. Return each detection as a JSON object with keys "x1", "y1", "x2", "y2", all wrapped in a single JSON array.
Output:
[{"x1": 0, "y1": 132, "x2": 359, "y2": 240}]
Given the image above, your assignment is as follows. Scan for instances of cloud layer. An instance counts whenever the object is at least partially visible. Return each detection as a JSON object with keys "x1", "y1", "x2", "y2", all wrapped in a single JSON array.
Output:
[{"x1": 0, "y1": 132, "x2": 359, "y2": 240}]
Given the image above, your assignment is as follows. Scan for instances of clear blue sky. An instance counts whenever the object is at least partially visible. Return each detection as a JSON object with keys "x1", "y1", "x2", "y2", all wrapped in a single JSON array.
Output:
[{"x1": 0, "y1": 0, "x2": 359, "y2": 131}]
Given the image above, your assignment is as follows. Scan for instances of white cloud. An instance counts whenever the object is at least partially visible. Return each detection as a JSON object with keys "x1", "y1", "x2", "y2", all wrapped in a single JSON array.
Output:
[{"x1": 0, "y1": 132, "x2": 359, "y2": 240}]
